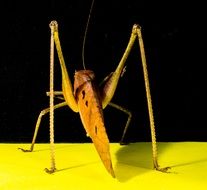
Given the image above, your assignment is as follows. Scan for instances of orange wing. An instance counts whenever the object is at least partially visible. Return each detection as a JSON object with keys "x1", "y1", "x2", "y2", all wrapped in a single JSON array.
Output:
[{"x1": 74, "y1": 70, "x2": 115, "y2": 178}]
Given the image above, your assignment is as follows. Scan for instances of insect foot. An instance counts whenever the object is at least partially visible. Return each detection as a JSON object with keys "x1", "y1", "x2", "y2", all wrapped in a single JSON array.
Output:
[
  {"x1": 18, "y1": 147, "x2": 33, "y2": 152},
  {"x1": 45, "y1": 167, "x2": 57, "y2": 174},
  {"x1": 155, "y1": 166, "x2": 171, "y2": 173}
]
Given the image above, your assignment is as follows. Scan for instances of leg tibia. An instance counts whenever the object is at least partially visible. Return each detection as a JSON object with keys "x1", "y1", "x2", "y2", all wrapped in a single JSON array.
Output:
[
  {"x1": 19, "y1": 101, "x2": 67, "y2": 152},
  {"x1": 108, "y1": 102, "x2": 132, "y2": 144}
]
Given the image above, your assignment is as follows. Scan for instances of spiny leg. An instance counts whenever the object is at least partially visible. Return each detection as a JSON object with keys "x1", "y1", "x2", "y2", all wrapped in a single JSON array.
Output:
[
  {"x1": 134, "y1": 25, "x2": 170, "y2": 172},
  {"x1": 18, "y1": 100, "x2": 67, "y2": 152},
  {"x1": 100, "y1": 24, "x2": 170, "y2": 172},
  {"x1": 47, "y1": 20, "x2": 56, "y2": 174},
  {"x1": 108, "y1": 102, "x2": 132, "y2": 145},
  {"x1": 44, "y1": 21, "x2": 78, "y2": 174}
]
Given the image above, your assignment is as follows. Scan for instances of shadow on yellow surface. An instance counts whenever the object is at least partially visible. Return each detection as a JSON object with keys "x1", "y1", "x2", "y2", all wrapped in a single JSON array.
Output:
[
  {"x1": 115, "y1": 142, "x2": 173, "y2": 182},
  {"x1": 1, "y1": 142, "x2": 207, "y2": 190}
]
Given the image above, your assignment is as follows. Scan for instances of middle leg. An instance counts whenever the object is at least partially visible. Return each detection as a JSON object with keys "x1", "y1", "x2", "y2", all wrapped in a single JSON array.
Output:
[
  {"x1": 19, "y1": 99, "x2": 67, "y2": 152},
  {"x1": 108, "y1": 102, "x2": 132, "y2": 145}
]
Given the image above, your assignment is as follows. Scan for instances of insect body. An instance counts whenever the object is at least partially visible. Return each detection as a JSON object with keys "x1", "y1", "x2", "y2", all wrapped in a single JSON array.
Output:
[
  {"x1": 19, "y1": 19, "x2": 170, "y2": 177},
  {"x1": 74, "y1": 70, "x2": 114, "y2": 177}
]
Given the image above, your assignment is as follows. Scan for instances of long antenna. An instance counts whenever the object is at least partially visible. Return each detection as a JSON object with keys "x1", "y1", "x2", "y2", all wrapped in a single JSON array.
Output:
[{"x1": 82, "y1": 0, "x2": 95, "y2": 70}]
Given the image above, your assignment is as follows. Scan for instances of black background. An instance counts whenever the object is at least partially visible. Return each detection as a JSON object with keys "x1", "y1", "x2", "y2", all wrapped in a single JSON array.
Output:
[{"x1": 0, "y1": 0, "x2": 206, "y2": 143}]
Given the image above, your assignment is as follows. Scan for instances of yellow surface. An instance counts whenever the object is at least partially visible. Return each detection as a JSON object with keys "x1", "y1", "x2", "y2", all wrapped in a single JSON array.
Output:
[{"x1": 1, "y1": 142, "x2": 207, "y2": 190}]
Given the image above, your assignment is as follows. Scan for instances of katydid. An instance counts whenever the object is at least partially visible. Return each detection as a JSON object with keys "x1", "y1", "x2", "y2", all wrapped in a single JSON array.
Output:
[{"x1": 19, "y1": 2, "x2": 170, "y2": 178}]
